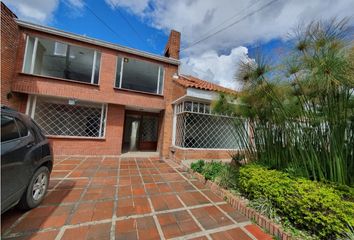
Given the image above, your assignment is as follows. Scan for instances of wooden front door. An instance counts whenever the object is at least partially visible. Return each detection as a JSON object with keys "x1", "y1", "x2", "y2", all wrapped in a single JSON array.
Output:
[{"x1": 138, "y1": 115, "x2": 159, "y2": 151}]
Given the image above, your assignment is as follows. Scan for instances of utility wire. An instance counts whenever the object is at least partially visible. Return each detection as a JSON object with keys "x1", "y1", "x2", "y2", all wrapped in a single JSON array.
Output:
[
  {"x1": 198, "y1": 0, "x2": 261, "y2": 40},
  {"x1": 180, "y1": 0, "x2": 279, "y2": 52},
  {"x1": 115, "y1": 8, "x2": 155, "y2": 50},
  {"x1": 84, "y1": 4, "x2": 133, "y2": 46}
]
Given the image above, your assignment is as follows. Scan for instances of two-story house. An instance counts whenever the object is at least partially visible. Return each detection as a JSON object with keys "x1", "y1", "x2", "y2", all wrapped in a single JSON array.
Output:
[{"x1": 1, "y1": 3, "x2": 243, "y2": 161}]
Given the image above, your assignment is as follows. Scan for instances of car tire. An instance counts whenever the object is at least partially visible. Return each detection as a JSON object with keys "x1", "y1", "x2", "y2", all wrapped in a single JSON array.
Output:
[{"x1": 18, "y1": 166, "x2": 50, "y2": 210}]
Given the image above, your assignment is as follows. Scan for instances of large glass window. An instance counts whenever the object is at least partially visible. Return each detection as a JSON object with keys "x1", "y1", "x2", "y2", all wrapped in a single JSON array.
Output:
[
  {"x1": 115, "y1": 57, "x2": 164, "y2": 94},
  {"x1": 27, "y1": 96, "x2": 107, "y2": 138},
  {"x1": 23, "y1": 36, "x2": 101, "y2": 85}
]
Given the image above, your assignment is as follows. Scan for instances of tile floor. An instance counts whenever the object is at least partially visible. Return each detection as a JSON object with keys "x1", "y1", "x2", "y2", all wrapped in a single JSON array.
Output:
[{"x1": 1, "y1": 156, "x2": 273, "y2": 240}]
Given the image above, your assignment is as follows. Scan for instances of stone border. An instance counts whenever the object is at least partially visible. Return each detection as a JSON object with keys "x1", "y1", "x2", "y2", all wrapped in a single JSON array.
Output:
[{"x1": 184, "y1": 167, "x2": 292, "y2": 240}]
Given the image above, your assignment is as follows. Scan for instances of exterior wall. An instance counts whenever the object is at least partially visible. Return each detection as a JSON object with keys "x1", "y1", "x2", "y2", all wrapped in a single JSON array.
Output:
[
  {"x1": 1, "y1": 3, "x2": 235, "y2": 159},
  {"x1": 48, "y1": 104, "x2": 125, "y2": 155},
  {"x1": 170, "y1": 146, "x2": 232, "y2": 162},
  {"x1": 160, "y1": 77, "x2": 187, "y2": 159},
  {"x1": 4, "y1": 20, "x2": 179, "y2": 157},
  {"x1": 12, "y1": 29, "x2": 170, "y2": 110},
  {"x1": 0, "y1": 3, "x2": 24, "y2": 109}
]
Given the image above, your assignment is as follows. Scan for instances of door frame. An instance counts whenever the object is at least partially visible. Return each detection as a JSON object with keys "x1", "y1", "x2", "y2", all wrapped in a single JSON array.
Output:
[{"x1": 123, "y1": 110, "x2": 160, "y2": 151}]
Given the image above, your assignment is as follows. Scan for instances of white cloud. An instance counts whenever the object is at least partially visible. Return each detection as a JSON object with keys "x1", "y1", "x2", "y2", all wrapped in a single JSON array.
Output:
[
  {"x1": 3, "y1": 0, "x2": 86, "y2": 24},
  {"x1": 3, "y1": 0, "x2": 59, "y2": 23},
  {"x1": 66, "y1": 0, "x2": 85, "y2": 9},
  {"x1": 180, "y1": 47, "x2": 250, "y2": 90},
  {"x1": 104, "y1": 0, "x2": 149, "y2": 15},
  {"x1": 106, "y1": 0, "x2": 354, "y2": 89}
]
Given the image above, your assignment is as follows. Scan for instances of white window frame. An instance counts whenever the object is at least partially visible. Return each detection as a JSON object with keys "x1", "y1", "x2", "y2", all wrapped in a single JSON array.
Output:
[
  {"x1": 22, "y1": 35, "x2": 101, "y2": 85},
  {"x1": 115, "y1": 56, "x2": 164, "y2": 95}
]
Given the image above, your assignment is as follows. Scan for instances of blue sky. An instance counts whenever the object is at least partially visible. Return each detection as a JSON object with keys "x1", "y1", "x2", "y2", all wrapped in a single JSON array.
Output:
[
  {"x1": 53, "y1": 0, "x2": 167, "y2": 54},
  {"x1": 4, "y1": 0, "x2": 353, "y2": 89}
]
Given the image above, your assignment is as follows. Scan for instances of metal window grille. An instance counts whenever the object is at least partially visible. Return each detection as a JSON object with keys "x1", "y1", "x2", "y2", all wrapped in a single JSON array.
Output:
[
  {"x1": 141, "y1": 116, "x2": 158, "y2": 141},
  {"x1": 175, "y1": 110, "x2": 243, "y2": 149},
  {"x1": 29, "y1": 96, "x2": 106, "y2": 137}
]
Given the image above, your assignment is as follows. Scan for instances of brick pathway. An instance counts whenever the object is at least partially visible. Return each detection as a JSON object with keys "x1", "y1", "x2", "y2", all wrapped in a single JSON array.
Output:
[{"x1": 1, "y1": 156, "x2": 272, "y2": 240}]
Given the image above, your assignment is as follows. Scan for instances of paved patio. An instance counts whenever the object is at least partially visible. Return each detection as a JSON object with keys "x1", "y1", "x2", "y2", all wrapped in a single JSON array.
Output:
[{"x1": 1, "y1": 156, "x2": 272, "y2": 240}]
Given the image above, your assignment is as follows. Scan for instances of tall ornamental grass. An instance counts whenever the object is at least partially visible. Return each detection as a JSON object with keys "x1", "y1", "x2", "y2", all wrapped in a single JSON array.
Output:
[{"x1": 214, "y1": 19, "x2": 354, "y2": 185}]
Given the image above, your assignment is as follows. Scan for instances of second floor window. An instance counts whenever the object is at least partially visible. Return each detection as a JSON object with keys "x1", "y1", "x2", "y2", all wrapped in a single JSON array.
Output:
[
  {"x1": 22, "y1": 36, "x2": 101, "y2": 85},
  {"x1": 115, "y1": 57, "x2": 164, "y2": 95}
]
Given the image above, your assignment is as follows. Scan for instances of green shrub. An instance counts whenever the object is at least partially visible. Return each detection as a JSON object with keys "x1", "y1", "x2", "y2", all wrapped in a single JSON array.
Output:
[
  {"x1": 238, "y1": 165, "x2": 354, "y2": 239},
  {"x1": 202, "y1": 161, "x2": 225, "y2": 181},
  {"x1": 190, "y1": 160, "x2": 205, "y2": 173},
  {"x1": 215, "y1": 164, "x2": 239, "y2": 189}
]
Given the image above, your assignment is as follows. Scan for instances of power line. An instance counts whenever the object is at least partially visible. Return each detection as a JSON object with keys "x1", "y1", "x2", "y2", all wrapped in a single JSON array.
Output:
[
  {"x1": 115, "y1": 8, "x2": 154, "y2": 49},
  {"x1": 180, "y1": 0, "x2": 279, "y2": 52},
  {"x1": 84, "y1": 4, "x2": 132, "y2": 46},
  {"x1": 197, "y1": 0, "x2": 262, "y2": 40}
]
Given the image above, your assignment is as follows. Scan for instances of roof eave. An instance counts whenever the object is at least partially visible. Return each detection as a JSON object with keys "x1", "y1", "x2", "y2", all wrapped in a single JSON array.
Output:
[{"x1": 16, "y1": 19, "x2": 180, "y2": 66}]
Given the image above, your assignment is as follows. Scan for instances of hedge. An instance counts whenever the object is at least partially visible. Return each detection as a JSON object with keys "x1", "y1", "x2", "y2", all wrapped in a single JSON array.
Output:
[{"x1": 238, "y1": 164, "x2": 354, "y2": 239}]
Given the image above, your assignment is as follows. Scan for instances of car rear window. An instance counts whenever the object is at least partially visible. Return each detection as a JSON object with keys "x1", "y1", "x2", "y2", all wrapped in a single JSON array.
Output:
[{"x1": 1, "y1": 116, "x2": 20, "y2": 142}]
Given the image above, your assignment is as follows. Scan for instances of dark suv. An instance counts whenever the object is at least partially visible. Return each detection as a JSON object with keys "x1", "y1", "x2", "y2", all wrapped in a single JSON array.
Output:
[{"x1": 1, "y1": 106, "x2": 53, "y2": 213}]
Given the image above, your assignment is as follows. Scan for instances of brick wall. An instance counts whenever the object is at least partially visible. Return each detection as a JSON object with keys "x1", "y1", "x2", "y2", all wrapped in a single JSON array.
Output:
[
  {"x1": 0, "y1": 2, "x2": 23, "y2": 109},
  {"x1": 12, "y1": 31, "x2": 171, "y2": 110},
  {"x1": 49, "y1": 104, "x2": 125, "y2": 155},
  {"x1": 1, "y1": 4, "x2": 185, "y2": 157},
  {"x1": 170, "y1": 146, "x2": 232, "y2": 162},
  {"x1": 164, "y1": 30, "x2": 181, "y2": 59}
]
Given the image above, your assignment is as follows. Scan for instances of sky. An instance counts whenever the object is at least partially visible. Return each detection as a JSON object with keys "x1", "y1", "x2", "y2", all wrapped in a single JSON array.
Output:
[{"x1": 4, "y1": 0, "x2": 354, "y2": 90}]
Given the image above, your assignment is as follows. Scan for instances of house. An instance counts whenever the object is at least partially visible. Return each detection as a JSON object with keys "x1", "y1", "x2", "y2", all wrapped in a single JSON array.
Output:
[{"x1": 1, "y1": 2, "x2": 242, "y2": 161}]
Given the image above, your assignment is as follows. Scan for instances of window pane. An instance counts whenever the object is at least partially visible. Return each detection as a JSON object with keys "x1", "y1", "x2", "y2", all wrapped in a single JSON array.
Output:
[
  {"x1": 33, "y1": 97, "x2": 105, "y2": 137},
  {"x1": 30, "y1": 37, "x2": 98, "y2": 84},
  {"x1": 204, "y1": 104, "x2": 210, "y2": 114},
  {"x1": 175, "y1": 113, "x2": 240, "y2": 149},
  {"x1": 93, "y1": 52, "x2": 101, "y2": 84},
  {"x1": 23, "y1": 36, "x2": 35, "y2": 73},
  {"x1": 184, "y1": 101, "x2": 192, "y2": 111},
  {"x1": 141, "y1": 116, "x2": 158, "y2": 141},
  {"x1": 158, "y1": 67, "x2": 164, "y2": 94},
  {"x1": 1, "y1": 116, "x2": 20, "y2": 142},
  {"x1": 121, "y1": 58, "x2": 160, "y2": 94},
  {"x1": 198, "y1": 103, "x2": 205, "y2": 113},
  {"x1": 192, "y1": 102, "x2": 198, "y2": 112},
  {"x1": 16, "y1": 120, "x2": 28, "y2": 137},
  {"x1": 115, "y1": 57, "x2": 122, "y2": 88}
]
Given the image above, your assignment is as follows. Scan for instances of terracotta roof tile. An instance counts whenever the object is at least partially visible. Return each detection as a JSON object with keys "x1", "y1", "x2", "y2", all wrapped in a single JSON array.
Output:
[{"x1": 175, "y1": 75, "x2": 237, "y2": 95}]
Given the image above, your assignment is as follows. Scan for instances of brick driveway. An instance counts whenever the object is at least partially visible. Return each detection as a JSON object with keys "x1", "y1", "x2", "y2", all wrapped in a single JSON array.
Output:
[{"x1": 1, "y1": 156, "x2": 272, "y2": 240}]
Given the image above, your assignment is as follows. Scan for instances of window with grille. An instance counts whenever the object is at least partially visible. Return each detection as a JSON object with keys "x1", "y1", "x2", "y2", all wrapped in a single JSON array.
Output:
[
  {"x1": 27, "y1": 96, "x2": 107, "y2": 138},
  {"x1": 174, "y1": 101, "x2": 245, "y2": 149}
]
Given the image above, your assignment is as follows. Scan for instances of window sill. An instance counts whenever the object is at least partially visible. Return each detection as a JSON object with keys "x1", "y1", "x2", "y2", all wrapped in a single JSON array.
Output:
[
  {"x1": 46, "y1": 135, "x2": 106, "y2": 140},
  {"x1": 113, "y1": 87, "x2": 163, "y2": 97},
  {"x1": 19, "y1": 73, "x2": 100, "y2": 87}
]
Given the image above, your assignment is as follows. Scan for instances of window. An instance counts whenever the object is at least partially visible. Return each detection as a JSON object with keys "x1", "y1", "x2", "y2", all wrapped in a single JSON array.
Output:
[
  {"x1": 174, "y1": 100, "x2": 244, "y2": 149},
  {"x1": 23, "y1": 36, "x2": 101, "y2": 85},
  {"x1": 176, "y1": 101, "x2": 211, "y2": 114},
  {"x1": 115, "y1": 57, "x2": 164, "y2": 94},
  {"x1": 27, "y1": 96, "x2": 107, "y2": 138},
  {"x1": 1, "y1": 116, "x2": 20, "y2": 142}
]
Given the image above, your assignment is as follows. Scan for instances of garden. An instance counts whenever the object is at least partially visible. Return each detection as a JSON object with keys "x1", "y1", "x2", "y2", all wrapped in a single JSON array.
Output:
[{"x1": 190, "y1": 19, "x2": 354, "y2": 240}]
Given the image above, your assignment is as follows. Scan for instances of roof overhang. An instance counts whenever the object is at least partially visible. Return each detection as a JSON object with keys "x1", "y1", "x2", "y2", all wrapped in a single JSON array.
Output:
[
  {"x1": 16, "y1": 20, "x2": 180, "y2": 66},
  {"x1": 172, "y1": 88, "x2": 219, "y2": 104}
]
